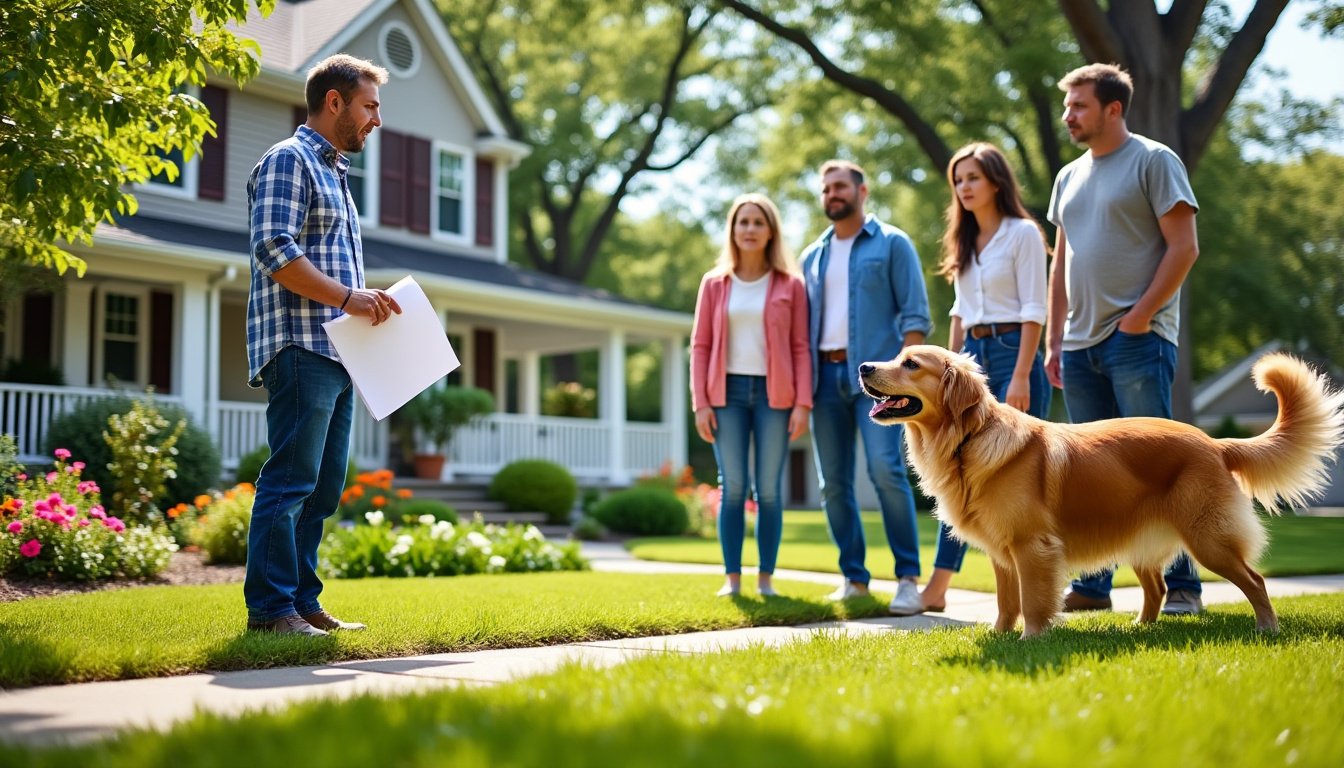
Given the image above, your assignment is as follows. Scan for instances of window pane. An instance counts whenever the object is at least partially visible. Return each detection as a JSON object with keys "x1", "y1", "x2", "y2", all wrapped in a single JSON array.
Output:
[
  {"x1": 438, "y1": 151, "x2": 462, "y2": 194},
  {"x1": 104, "y1": 340, "x2": 137, "y2": 383},
  {"x1": 347, "y1": 175, "x2": 365, "y2": 214},
  {"x1": 149, "y1": 146, "x2": 185, "y2": 187},
  {"x1": 105, "y1": 294, "x2": 138, "y2": 336},
  {"x1": 438, "y1": 197, "x2": 461, "y2": 235}
]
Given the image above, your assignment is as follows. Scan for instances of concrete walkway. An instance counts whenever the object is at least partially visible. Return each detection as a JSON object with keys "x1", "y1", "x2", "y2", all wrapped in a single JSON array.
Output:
[{"x1": 2, "y1": 542, "x2": 1342, "y2": 747}]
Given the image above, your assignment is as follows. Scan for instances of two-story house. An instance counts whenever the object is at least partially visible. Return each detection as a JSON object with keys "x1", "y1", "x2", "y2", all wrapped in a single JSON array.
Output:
[{"x1": 0, "y1": 0, "x2": 691, "y2": 485}]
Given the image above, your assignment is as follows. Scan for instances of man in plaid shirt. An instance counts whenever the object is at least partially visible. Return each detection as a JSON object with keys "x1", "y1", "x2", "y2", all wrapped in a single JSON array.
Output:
[{"x1": 244, "y1": 54, "x2": 400, "y2": 636}]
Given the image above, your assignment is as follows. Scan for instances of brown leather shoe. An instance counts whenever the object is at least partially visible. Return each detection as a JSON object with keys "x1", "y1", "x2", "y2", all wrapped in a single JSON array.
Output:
[
  {"x1": 301, "y1": 610, "x2": 367, "y2": 631},
  {"x1": 1062, "y1": 591, "x2": 1113, "y2": 612},
  {"x1": 247, "y1": 614, "x2": 329, "y2": 636}
]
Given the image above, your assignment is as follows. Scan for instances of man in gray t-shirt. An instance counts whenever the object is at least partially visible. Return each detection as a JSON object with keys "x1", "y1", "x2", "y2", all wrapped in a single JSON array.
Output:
[{"x1": 1044, "y1": 63, "x2": 1204, "y2": 615}]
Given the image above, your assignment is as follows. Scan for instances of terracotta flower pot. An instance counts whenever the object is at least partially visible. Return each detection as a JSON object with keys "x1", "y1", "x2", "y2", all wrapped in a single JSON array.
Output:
[{"x1": 412, "y1": 454, "x2": 446, "y2": 480}]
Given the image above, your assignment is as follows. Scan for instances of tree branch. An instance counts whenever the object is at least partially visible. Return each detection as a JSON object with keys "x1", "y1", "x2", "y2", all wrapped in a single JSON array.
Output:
[
  {"x1": 1162, "y1": 0, "x2": 1209, "y2": 54},
  {"x1": 719, "y1": 0, "x2": 952, "y2": 172},
  {"x1": 1057, "y1": 0, "x2": 1125, "y2": 64}
]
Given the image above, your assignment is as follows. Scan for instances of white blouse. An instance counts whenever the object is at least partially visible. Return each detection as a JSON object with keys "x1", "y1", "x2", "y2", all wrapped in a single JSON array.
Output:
[
  {"x1": 948, "y1": 216, "x2": 1048, "y2": 327},
  {"x1": 725, "y1": 271, "x2": 770, "y2": 376}
]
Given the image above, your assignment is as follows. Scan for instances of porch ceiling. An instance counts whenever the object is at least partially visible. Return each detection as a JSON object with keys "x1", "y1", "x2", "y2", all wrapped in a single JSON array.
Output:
[{"x1": 448, "y1": 311, "x2": 672, "y2": 356}]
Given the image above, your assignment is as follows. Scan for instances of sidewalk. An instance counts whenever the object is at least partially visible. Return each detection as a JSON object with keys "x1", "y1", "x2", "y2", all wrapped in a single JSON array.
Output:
[{"x1": 2, "y1": 542, "x2": 1342, "y2": 747}]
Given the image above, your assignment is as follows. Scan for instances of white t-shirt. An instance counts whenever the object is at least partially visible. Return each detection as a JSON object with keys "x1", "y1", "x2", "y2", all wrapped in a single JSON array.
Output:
[
  {"x1": 818, "y1": 234, "x2": 856, "y2": 351},
  {"x1": 948, "y1": 216, "x2": 1048, "y2": 327},
  {"x1": 725, "y1": 272, "x2": 770, "y2": 376}
]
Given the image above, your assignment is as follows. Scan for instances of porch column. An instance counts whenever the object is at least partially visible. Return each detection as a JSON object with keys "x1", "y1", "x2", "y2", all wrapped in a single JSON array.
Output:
[
  {"x1": 177, "y1": 277, "x2": 209, "y2": 425},
  {"x1": 600, "y1": 329, "x2": 627, "y2": 484},
  {"x1": 62, "y1": 281, "x2": 93, "y2": 387},
  {"x1": 204, "y1": 266, "x2": 235, "y2": 437},
  {"x1": 662, "y1": 335, "x2": 687, "y2": 472},
  {"x1": 521, "y1": 351, "x2": 540, "y2": 417}
]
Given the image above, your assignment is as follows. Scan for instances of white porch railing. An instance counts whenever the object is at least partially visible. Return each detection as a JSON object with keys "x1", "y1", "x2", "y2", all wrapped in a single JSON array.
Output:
[
  {"x1": 451, "y1": 414, "x2": 676, "y2": 480},
  {"x1": 2, "y1": 383, "x2": 673, "y2": 482}
]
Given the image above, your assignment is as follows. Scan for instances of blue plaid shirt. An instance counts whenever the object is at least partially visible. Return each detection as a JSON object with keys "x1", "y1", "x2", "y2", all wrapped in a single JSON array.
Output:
[{"x1": 246, "y1": 125, "x2": 364, "y2": 386}]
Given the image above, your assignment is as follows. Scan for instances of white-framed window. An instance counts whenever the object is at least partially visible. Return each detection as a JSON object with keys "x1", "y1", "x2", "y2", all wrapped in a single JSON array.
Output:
[
  {"x1": 432, "y1": 141, "x2": 474, "y2": 243},
  {"x1": 94, "y1": 285, "x2": 149, "y2": 388},
  {"x1": 143, "y1": 88, "x2": 201, "y2": 199},
  {"x1": 346, "y1": 130, "x2": 379, "y2": 225}
]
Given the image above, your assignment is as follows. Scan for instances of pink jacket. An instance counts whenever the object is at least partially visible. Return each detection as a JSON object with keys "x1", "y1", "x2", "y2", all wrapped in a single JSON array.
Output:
[{"x1": 690, "y1": 270, "x2": 813, "y2": 412}]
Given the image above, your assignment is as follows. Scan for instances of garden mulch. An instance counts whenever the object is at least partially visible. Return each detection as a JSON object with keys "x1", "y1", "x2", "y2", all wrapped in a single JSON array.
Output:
[{"x1": 0, "y1": 549, "x2": 243, "y2": 603}]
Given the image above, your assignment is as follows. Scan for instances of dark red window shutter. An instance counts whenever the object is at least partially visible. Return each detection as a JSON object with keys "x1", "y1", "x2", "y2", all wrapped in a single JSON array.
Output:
[
  {"x1": 408, "y1": 136, "x2": 431, "y2": 234},
  {"x1": 149, "y1": 291, "x2": 174, "y2": 393},
  {"x1": 473, "y1": 328, "x2": 496, "y2": 393},
  {"x1": 198, "y1": 86, "x2": 228, "y2": 201},
  {"x1": 474, "y1": 158, "x2": 494, "y2": 246},
  {"x1": 380, "y1": 130, "x2": 407, "y2": 228}
]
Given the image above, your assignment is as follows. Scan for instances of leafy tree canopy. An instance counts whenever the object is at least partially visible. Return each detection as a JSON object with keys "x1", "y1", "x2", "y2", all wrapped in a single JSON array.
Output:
[{"x1": 0, "y1": 0, "x2": 273, "y2": 276}]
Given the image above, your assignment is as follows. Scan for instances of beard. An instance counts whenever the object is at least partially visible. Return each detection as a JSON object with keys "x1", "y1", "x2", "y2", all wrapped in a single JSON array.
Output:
[
  {"x1": 824, "y1": 199, "x2": 855, "y2": 221},
  {"x1": 335, "y1": 108, "x2": 365, "y2": 153}
]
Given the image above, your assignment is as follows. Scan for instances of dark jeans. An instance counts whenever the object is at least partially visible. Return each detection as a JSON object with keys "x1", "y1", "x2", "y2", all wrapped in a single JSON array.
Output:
[
  {"x1": 244, "y1": 346, "x2": 355, "y2": 622},
  {"x1": 1062, "y1": 330, "x2": 1201, "y2": 598},
  {"x1": 933, "y1": 330, "x2": 1051, "y2": 571}
]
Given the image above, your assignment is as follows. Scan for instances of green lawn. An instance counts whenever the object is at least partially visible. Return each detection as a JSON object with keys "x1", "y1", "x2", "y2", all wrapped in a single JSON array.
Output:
[
  {"x1": 0, "y1": 572, "x2": 891, "y2": 688},
  {"x1": 7, "y1": 593, "x2": 1343, "y2": 767},
  {"x1": 629, "y1": 511, "x2": 1344, "y2": 591}
]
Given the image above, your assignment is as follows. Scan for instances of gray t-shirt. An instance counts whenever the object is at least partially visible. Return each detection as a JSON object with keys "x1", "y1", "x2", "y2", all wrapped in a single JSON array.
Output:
[{"x1": 1047, "y1": 134, "x2": 1198, "y2": 350}]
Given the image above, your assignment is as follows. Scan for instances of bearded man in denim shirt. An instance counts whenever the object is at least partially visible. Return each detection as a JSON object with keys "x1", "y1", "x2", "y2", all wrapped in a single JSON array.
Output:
[
  {"x1": 244, "y1": 55, "x2": 401, "y2": 636},
  {"x1": 801, "y1": 159, "x2": 933, "y2": 616}
]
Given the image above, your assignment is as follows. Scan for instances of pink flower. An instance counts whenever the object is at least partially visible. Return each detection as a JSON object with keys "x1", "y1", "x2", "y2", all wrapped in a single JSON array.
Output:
[
  {"x1": 33, "y1": 500, "x2": 51, "y2": 514},
  {"x1": 5, "y1": 521, "x2": 21, "y2": 534},
  {"x1": 62, "y1": 504, "x2": 78, "y2": 518},
  {"x1": 72, "y1": 462, "x2": 86, "y2": 472},
  {"x1": 102, "y1": 517, "x2": 126, "y2": 533},
  {"x1": 10, "y1": 499, "x2": 22, "y2": 511},
  {"x1": 16, "y1": 473, "x2": 26, "y2": 482},
  {"x1": 45, "y1": 472, "x2": 58, "y2": 484},
  {"x1": 19, "y1": 539, "x2": 41, "y2": 558},
  {"x1": 53, "y1": 448, "x2": 71, "y2": 460},
  {"x1": 89, "y1": 505, "x2": 106, "y2": 519},
  {"x1": 78, "y1": 481, "x2": 100, "y2": 495},
  {"x1": 78, "y1": 519, "x2": 91, "y2": 527}
]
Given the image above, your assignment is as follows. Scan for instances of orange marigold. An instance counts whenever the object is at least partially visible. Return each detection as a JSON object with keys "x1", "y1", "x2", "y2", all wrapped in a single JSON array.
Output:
[
  {"x1": 194, "y1": 494, "x2": 213, "y2": 509},
  {"x1": 396, "y1": 488, "x2": 413, "y2": 499},
  {"x1": 372, "y1": 495, "x2": 387, "y2": 508}
]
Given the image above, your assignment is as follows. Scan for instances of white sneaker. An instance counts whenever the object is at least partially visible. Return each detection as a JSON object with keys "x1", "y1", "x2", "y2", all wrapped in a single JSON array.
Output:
[
  {"x1": 826, "y1": 581, "x2": 870, "y2": 601},
  {"x1": 888, "y1": 578, "x2": 924, "y2": 616}
]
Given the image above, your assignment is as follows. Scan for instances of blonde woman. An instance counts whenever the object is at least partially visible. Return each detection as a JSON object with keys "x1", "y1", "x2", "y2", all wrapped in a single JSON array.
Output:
[{"x1": 690, "y1": 194, "x2": 811, "y2": 597}]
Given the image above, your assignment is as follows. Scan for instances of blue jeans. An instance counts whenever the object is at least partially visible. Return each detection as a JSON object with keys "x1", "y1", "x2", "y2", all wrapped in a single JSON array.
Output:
[
  {"x1": 712, "y1": 375, "x2": 790, "y2": 575},
  {"x1": 811, "y1": 359, "x2": 921, "y2": 584},
  {"x1": 933, "y1": 330, "x2": 1052, "y2": 572},
  {"x1": 1062, "y1": 330, "x2": 1201, "y2": 597},
  {"x1": 245, "y1": 346, "x2": 355, "y2": 622}
]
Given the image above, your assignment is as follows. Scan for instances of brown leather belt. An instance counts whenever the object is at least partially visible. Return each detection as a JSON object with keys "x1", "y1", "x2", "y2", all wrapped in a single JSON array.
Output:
[
  {"x1": 967, "y1": 323, "x2": 1022, "y2": 340},
  {"x1": 819, "y1": 349, "x2": 847, "y2": 363}
]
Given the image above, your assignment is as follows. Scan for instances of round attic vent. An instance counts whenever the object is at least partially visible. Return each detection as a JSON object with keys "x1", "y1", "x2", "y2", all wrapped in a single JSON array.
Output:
[{"x1": 379, "y1": 21, "x2": 420, "y2": 78}]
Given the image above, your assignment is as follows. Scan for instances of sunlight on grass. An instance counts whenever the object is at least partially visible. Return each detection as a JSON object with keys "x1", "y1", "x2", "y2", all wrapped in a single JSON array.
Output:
[
  {"x1": 7, "y1": 594, "x2": 1342, "y2": 767},
  {"x1": 0, "y1": 572, "x2": 892, "y2": 688},
  {"x1": 629, "y1": 512, "x2": 1344, "y2": 591}
]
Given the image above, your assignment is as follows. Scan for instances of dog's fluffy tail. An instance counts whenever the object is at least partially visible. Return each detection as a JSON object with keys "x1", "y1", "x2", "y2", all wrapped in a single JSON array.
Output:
[{"x1": 1218, "y1": 353, "x2": 1344, "y2": 513}]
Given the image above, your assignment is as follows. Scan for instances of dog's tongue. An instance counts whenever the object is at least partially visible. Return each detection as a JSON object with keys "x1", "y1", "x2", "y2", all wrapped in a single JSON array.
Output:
[{"x1": 870, "y1": 397, "x2": 908, "y2": 416}]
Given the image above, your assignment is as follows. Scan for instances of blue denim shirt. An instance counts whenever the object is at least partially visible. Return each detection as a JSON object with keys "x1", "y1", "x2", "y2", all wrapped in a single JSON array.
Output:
[{"x1": 800, "y1": 215, "x2": 933, "y2": 392}]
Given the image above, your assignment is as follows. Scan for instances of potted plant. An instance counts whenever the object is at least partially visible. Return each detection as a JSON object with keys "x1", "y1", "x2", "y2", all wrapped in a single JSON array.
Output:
[{"x1": 398, "y1": 385, "x2": 495, "y2": 479}]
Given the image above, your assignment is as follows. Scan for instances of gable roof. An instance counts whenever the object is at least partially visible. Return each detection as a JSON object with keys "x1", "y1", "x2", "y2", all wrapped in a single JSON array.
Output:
[{"x1": 235, "y1": 0, "x2": 514, "y2": 140}]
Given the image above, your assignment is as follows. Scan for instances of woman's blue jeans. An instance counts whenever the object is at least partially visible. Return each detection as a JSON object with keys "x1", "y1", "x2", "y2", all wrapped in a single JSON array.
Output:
[
  {"x1": 711, "y1": 374, "x2": 790, "y2": 575},
  {"x1": 933, "y1": 330, "x2": 1052, "y2": 572},
  {"x1": 1062, "y1": 329, "x2": 1201, "y2": 597},
  {"x1": 811, "y1": 359, "x2": 921, "y2": 584},
  {"x1": 244, "y1": 346, "x2": 355, "y2": 623}
]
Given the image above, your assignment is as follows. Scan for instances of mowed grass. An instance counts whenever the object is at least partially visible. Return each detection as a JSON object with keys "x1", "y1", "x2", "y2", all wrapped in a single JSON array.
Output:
[
  {"x1": 629, "y1": 511, "x2": 1344, "y2": 591},
  {"x1": 0, "y1": 572, "x2": 892, "y2": 688},
  {"x1": 7, "y1": 593, "x2": 1343, "y2": 767}
]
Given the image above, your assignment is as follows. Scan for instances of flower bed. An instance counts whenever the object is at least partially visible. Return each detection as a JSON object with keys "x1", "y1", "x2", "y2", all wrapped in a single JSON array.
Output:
[
  {"x1": 321, "y1": 512, "x2": 586, "y2": 578},
  {"x1": 0, "y1": 450, "x2": 177, "y2": 580}
]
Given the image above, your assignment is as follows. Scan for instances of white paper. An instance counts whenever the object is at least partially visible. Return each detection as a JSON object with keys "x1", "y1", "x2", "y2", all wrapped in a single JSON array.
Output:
[{"x1": 322, "y1": 275, "x2": 459, "y2": 420}]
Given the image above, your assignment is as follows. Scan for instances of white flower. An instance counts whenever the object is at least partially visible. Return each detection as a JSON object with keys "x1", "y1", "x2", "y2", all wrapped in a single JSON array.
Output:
[
  {"x1": 523, "y1": 525, "x2": 544, "y2": 542},
  {"x1": 364, "y1": 510, "x2": 385, "y2": 526},
  {"x1": 487, "y1": 555, "x2": 506, "y2": 571},
  {"x1": 465, "y1": 531, "x2": 491, "y2": 550},
  {"x1": 419, "y1": 514, "x2": 436, "y2": 526},
  {"x1": 396, "y1": 534, "x2": 414, "y2": 547},
  {"x1": 430, "y1": 520, "x2": 455, "y2": 540}
]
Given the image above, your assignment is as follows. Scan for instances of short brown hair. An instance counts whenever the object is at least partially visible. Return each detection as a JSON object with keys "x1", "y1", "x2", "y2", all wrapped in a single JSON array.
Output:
[
  {"x1": 1059, "y1": 63, "x2": 1133, "y2": 117},
  {"x1": 305, "y1": 54, "x2": 389, "y2": 114},
  {"x1": 819, "y1": 159, "x2": 866, "y2": 187}
]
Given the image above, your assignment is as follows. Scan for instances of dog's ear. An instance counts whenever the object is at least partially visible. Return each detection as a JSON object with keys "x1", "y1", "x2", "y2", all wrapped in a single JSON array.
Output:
[{"x1": 941, "y1": 359, "x2": 988, "y2": 435}]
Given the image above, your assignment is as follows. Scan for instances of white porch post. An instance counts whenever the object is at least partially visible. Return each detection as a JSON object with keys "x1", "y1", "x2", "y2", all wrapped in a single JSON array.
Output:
[
  {"x1": 204, "y1": 266, "x2": 235, "y2": 438},
  {"x1": 62, "y1": 281, "x2": 93, "y2": 387},
  {"x1": 600, "y1": 329, "x2": 627, "y2": 484},
  {"x1": 177, "y1": 277, "x2": 209, "y2": 425},
  {"x1": 494, "y1": 162, "x2": 509, "y2": 264},
  {"x1": 521, "y1": 351, "x2": 540, "y2": 417},
  {"x1": 663, "y1": 335, "x2": 687, "y2": 471}
]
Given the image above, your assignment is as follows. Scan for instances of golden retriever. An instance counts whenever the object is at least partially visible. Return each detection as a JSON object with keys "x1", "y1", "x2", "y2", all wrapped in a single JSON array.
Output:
[{"x1": 858, "y1": 345, "x2": 1344, "y2": 637}]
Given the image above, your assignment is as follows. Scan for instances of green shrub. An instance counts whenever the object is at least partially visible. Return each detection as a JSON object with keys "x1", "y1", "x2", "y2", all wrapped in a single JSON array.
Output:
[
  {"x1": 0, "y1": 433, "x2": 21, "y2": 501},
  {"x1": 488, "y1": 459, "x2": 578, "y2": 524},
  {"x1": 395, "y1": 498, "x2": 458, "y2": 525},
  {"x1": 104, "y1": 399, "x2": 185, "y2": 524},
  {"x1": 591, "y1": 485, "x2": 689, "y2": 536},
  {"x1": 239, "y1": 444, "x2": 357, "y2": 490},
  {"x1": 571, "y1": 515, "x2": 608, "y2": 541},
  {"x1": 43, "y1": 396, "x2": 220, "y2": 510},
  {"x1": 194, "y1": 486, "x2": 254, "y2": 565},
  {"x1": 541, "y1": 382, "x2": 595, "y2": 417}
]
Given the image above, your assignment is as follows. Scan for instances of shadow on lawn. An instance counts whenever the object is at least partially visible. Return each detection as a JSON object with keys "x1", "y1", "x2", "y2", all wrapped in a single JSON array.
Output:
[{"x1": 943, "y1": 606, "x2": 1344, "y2": 676}]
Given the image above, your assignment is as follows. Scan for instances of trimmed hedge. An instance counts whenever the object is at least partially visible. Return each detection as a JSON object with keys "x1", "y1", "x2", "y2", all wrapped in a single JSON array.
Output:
[
  {"x1": 488, "y1": 459, "x2": 578, "y2": 524},
  {"x1": 591, "y1": 485, "x2": 689, "y2": 536}
]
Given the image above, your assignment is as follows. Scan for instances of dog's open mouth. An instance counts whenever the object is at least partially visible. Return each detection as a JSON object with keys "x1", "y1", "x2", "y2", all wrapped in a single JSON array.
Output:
[{"x1": 869, "y1": 395, "x2": 922, "y2": 419}]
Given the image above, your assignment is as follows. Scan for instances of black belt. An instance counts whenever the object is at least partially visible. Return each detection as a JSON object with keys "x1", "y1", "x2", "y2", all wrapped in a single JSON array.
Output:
[{"x1": 967, "y1": 323, "x2": 1022, "y2": 340}]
